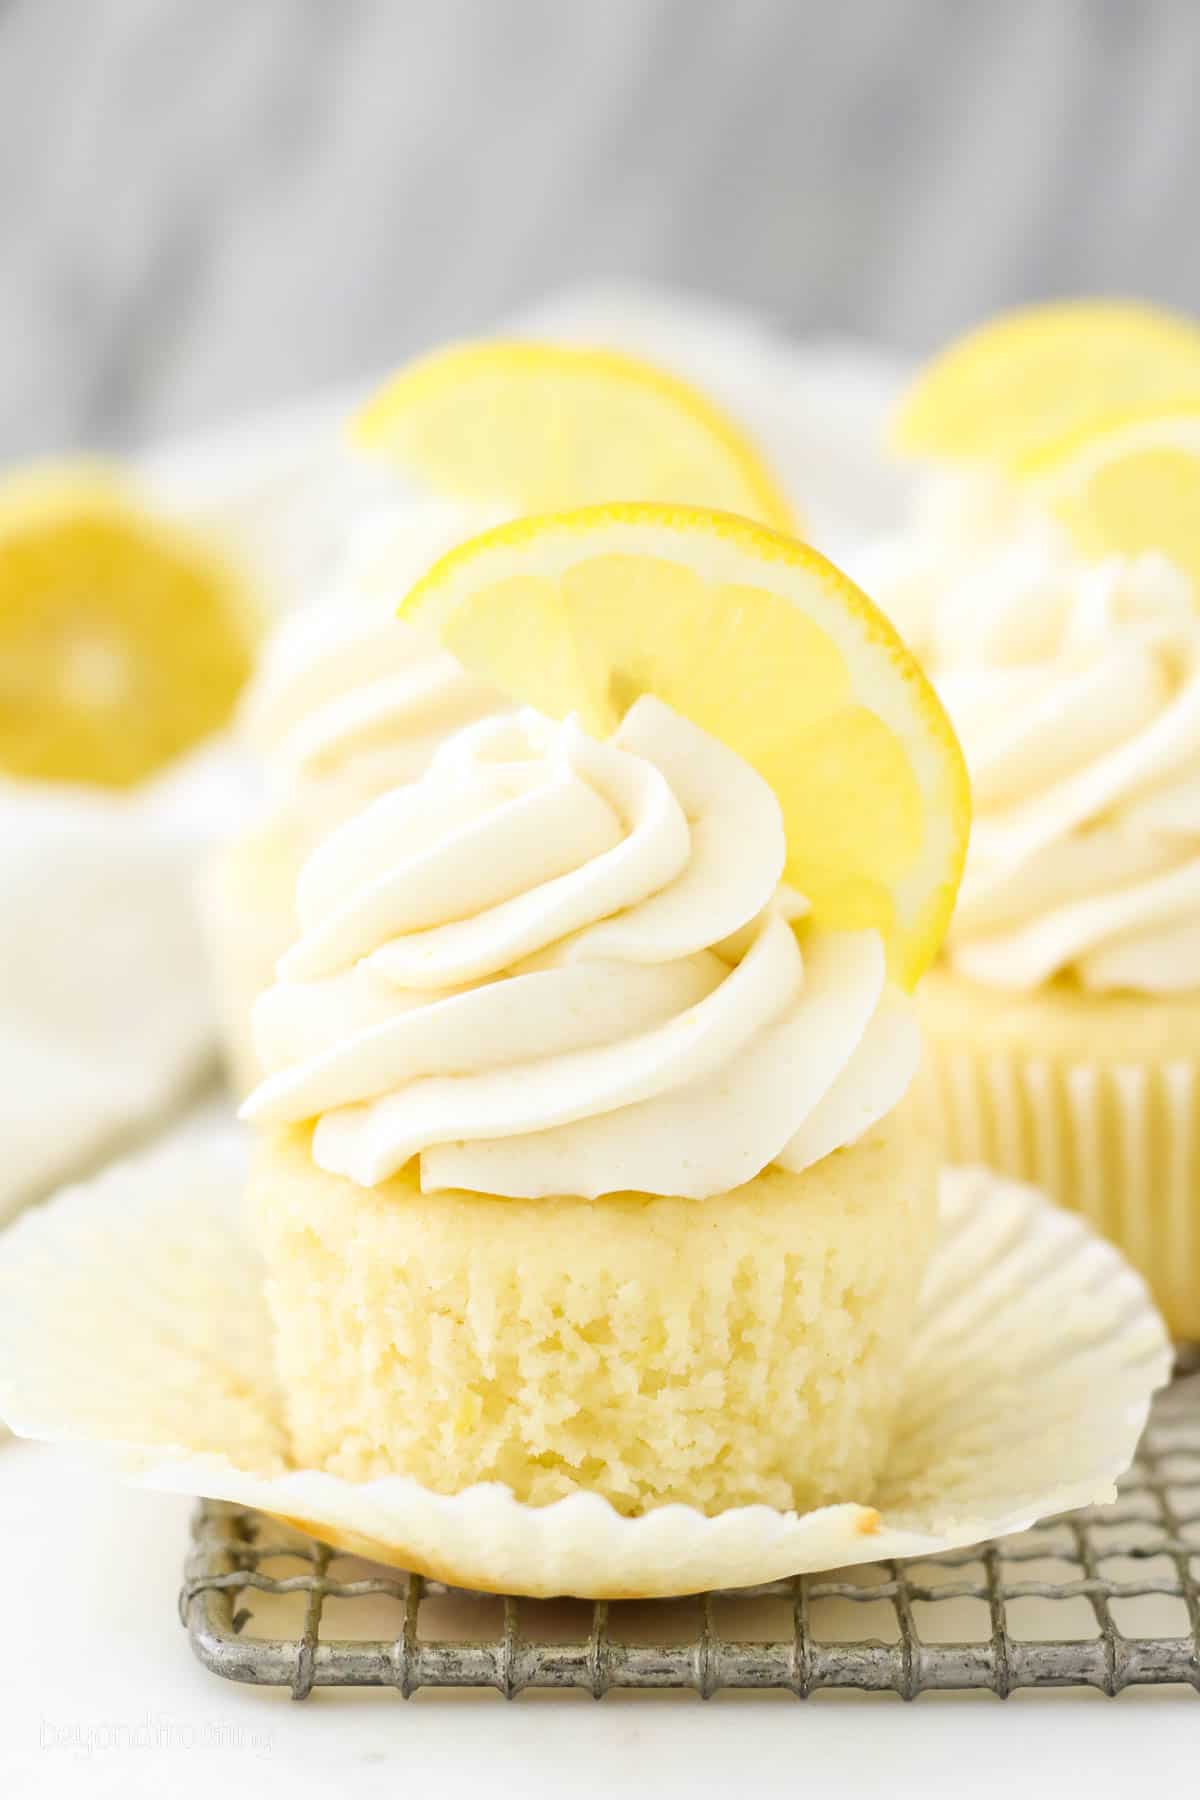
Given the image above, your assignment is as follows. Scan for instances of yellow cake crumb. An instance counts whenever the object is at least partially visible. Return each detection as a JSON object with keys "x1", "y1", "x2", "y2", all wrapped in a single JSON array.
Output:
[{"x1": 252, "y1": 1113, "x2": 938, "y2": 1516}]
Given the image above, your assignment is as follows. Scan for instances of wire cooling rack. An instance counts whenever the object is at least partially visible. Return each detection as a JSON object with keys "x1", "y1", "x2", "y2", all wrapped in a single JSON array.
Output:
[{"x1": 181, "y1": 1374, "x2": 1200, "y2": 1700}]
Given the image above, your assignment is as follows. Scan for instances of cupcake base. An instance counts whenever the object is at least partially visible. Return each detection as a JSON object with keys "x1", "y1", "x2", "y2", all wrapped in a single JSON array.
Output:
[
  {"x1": 917, "y1": 964, "x2": 1200, "y2": 1340},
  {"x1": 252, "y1": 1115, "x2": 939, "y2": 1518}
]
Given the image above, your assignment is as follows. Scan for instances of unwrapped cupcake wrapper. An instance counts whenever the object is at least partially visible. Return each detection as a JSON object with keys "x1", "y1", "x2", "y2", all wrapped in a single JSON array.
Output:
[
  {"x1": 0, "y1": 1122, "x2": 1170, "y2": 1598},
  {"x1": 918, "y1": 1040, "x2": 1200, "y2": 1341}
]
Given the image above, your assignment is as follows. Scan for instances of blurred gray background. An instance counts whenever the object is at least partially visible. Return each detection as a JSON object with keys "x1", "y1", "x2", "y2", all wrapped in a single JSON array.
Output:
[{"x1": 2, "y1": 0, "x2": 1198, "y2": 461}]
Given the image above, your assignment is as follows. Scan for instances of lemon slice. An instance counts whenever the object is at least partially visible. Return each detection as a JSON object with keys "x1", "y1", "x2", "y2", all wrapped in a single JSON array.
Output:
[
  {"x1": 894, "y1": 300, "x2": 1200, "y2": 467},
  {"x1": 0, "y1": 465, "x2": 256, "y2": 788},
  {"x1": 1021, "y1": 408, "x2": 1200, "y2": 586},
  {"x1": 399, "y1": 503, "x2": 968, "y2": 987},
  {"x1": 352, "y1": 340, "x2": 795, "y2": 530}
]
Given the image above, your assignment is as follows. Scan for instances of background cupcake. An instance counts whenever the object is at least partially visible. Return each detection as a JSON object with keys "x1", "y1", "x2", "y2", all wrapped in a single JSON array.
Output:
[
  {"x1": 204, "y1": 498, "x2": 502, "y2": 1093},
  {"x1": 204, "y1": 340, "x2": 798, "y2": 1091},
  {"x1": 866, "y1": 303, "x2": 1200, "y2": 1338}
]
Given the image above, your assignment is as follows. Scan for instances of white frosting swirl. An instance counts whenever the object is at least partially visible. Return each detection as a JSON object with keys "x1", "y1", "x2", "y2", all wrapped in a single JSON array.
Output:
[
  {"x1": 242, "y1": 698, "x2": 918, "y2": 1198},
  {"x1": 867, "y1": 491, "x2": 1200, "y2": 994},
  {"x1": 240, "y1": 500, "x2": 503, "y2": 820}
]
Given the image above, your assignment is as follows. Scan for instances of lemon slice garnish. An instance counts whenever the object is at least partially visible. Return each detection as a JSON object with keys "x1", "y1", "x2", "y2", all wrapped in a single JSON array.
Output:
[
  {"x1": 352, "y1": 340, "x2": 795, "y2": 529},
  {"x1": 1020, "y1": 408, "x2": 1200, "y2": 587},
  {"x1": 0, "y1": 465, "x2": 256, "y2": 788},
  {"x1": 399, "y1": 503, "x2": 968, "y2": 988},
  {"x1": 894, "y1": 300, "x2": 1200, "y2": 467}
]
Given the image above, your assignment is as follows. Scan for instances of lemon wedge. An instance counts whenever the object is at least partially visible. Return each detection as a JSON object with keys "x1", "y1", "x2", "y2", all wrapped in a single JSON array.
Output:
[
  {"x1": 0, "y1": 465, "x2": 256, "y2": 788},
  {"x1": 399, "y1": 503, "x2": 969, "y2": 987},
  {"x1": 894, "y1": 300, "x2": 1200, "y2": 467},
  {"x1": 1021, "y1": 408, "x2": 1200, "y2": 587},
  {"x1": 352, "y1": 340, "x2": 795, "y2": 529}
]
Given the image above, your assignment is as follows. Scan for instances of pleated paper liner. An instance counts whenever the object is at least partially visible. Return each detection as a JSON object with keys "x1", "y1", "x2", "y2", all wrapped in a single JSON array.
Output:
[
  {"x1": 919, "y1": 1033, "x2": 1200, "y2": 1342},
  {"x1": 0, "y1": 1125, "x2": 1169, "y2": 1599}
]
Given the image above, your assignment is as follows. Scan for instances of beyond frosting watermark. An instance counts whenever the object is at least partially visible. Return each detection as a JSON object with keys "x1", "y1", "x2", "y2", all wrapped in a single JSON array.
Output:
[{"x1": 39, "y1": 1712, "x2": 273, "y2": 1758}]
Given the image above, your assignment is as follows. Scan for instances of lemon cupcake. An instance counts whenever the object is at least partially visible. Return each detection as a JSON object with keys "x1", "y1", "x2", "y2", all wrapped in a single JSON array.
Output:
[
  {"x1": 864, "y1": 303, "x2": 1200, "y2": 1338},
  {"x1": 240, "y1": 505, "x2": 968, "y2": 1521}
]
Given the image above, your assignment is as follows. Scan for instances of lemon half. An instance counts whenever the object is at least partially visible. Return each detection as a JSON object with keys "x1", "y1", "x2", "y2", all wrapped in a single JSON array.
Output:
[
  {"x1": 0, "y1": 465, "x2": 255, "y2": 788},
  {"x1": 894, "y1": 300, "x2": 1200, "y2": 468},
  {"x1": 353, "y1": 340, "x2": 795, "y2": 529},
  {"x1": 399, "y1": 503, "x2": 969, "y2": 988}
]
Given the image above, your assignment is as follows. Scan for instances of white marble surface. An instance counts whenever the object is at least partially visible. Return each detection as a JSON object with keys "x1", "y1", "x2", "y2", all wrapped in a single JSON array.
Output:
[{"x1": 2, "y1": 0, "x2": 1200, "y2": 462}]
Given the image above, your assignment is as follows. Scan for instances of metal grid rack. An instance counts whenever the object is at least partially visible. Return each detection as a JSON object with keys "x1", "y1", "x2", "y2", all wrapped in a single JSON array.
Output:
[{"x1": 181, "y1": 1374, "x2": 1200, "y2": 1700}]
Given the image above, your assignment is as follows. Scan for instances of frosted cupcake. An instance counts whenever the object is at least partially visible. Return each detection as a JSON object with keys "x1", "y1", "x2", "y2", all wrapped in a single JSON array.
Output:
[
  {"x1": 239, "y1": 503, "x2": 969, "y2": 1521},
  {"x1": 204, "y1": 501, "x2": 502, "y2": 1092},
  {"x1": 244, "y1": 700, "x2": 935, "y2": 1512},
  {"x1": 863, "y1": 301, "x2": 1200, "y2": 1337},
  {"x1": 866, "y1": 522, "x2": 1200, "y2": 1337}
]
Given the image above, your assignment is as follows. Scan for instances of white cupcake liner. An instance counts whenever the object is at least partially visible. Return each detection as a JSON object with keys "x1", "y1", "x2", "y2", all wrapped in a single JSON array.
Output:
[
  {"x1": 920, "y1": 1037, "x2": 1200, "y2": 1340},
  {"x1": 0, "y1": 1125, "x2": 1169, "y2": 1599}
]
